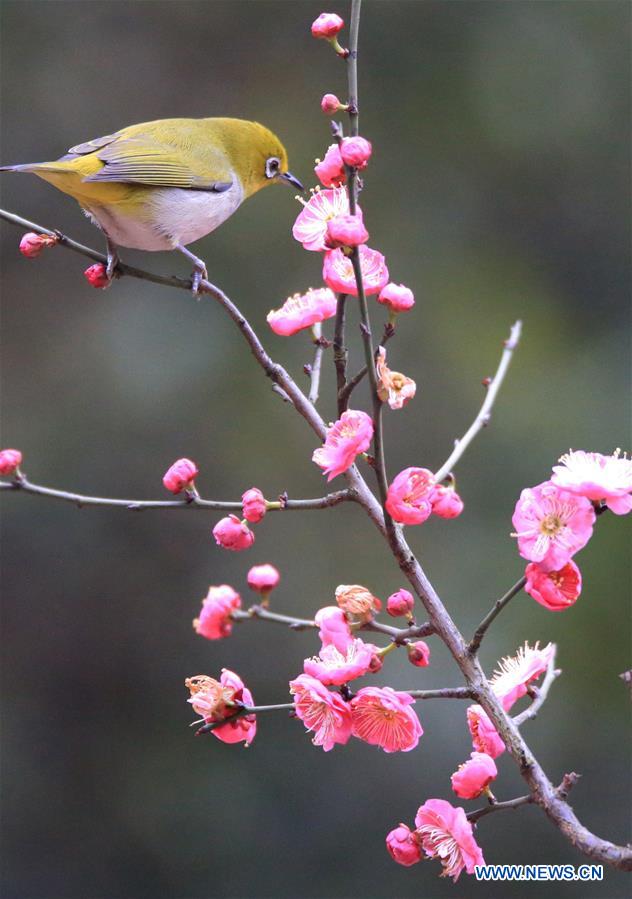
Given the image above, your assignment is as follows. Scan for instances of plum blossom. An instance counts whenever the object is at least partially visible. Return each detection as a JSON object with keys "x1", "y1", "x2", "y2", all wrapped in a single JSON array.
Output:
[
  {"x1": 340, "y1": 135, "x2": 372, "y2": 169},
  {"x1": 289, "y1": 673, "x2": 352, "y2": 751},
  {"x1": 335, "y1": 584, "x2": 381, "y2": 620},
  {"x1": 315, "y1": 606, "x2": 353, "y2": 653},
  {"x1": 524, "y1": 560, "x2": 582, "y2": 611},
  {"x1": 267, "y1": 288, "x2": 337, "y2": 336},
  {"x1": 242, "y1": 487, "x2": 267, "y2": 523},
  {"x1": 312, "y1": 409, "x2": 373, "y2": 481},
  {"x1": 385, "y1": 467, "x2": 435, "y2": 525},
  {"x1": 193, "y1": 585, "x2": 241, "y2": 640},
  {"x1": 247, "y1": 563, "x2": 280, "y2": 594},
  {"x1": 162, "y1": 458, "x2": 198, "y2": 494},
  {"x1": 551, "y1": 449, "x2": 632, "y2": 515},
  {"x1": 511, "y1": 481, "x2": 595, "y2": 571},
  {"x1": 490, "y1": 641, "x2": 555, "y2": 712},
  {"x1": 0, "y1": 449, "x2": 22, "y2": 476},
  {"x1": 430, "y1": 484, "x2": 464, "y2": 519},
  {"x1": 466, "y1": 705, "x2": 505, "y2": 759},
  {"x1": 377, "y1": 282, "x2": 415, "y2": 313},
  {"x1": 292, "y1": 188, "x2": 351, "y2": 251},
  {"x1": 350, "y1": 686, "x2": 423, "y2": 752},
  {"x1": 212, "y1": 515, "x2": 255, "y2": 551},
  {"x1": 323, "y1": 245, "x2": 389, "y2": 296},
  {"x1": 185, "y1": 669, "x2": 256, "y2": 745},
  {"x1": 315, "y1": 144, "x2": 347, "y2": 187},
  {"x1": 303, "y1": 637, "x2": 378, "y2": 686},
  {"x1": 376, "y1": 346, "x2": 416, "y2": 410},
  {"x1": 386, "y1": 825, "x2": 422, "y2": 867},
  {"x1": 386, "y1": 588, "x2": 415, "y2": 618},
  {"x1": 414, "y1": 799, "x2": 485, "y2": 881},
  {"x1": 451, "y1": 752, "x2": 498, "y2": 800}
]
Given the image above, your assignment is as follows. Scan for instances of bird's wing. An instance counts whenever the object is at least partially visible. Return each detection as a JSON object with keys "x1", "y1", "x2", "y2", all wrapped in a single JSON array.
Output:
[{"x1": 66, "y1": 133, "x2": 232, "y2": 192}]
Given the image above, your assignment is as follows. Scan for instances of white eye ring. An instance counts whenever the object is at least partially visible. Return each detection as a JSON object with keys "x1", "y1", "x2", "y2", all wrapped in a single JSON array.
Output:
[{"x1": 265, "y1": 157, "x2": 280, "y2": 179}]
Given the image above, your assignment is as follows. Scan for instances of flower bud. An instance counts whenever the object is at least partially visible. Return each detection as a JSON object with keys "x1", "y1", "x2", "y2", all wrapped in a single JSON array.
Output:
[
  {"x1": 325, "y1": 214, "x2": 369, "y2": 249},
  {"x1": 386, "y1": 588, "x2": 415, "y2": 618},
  {"x1": 377, "y1": 283, "x2": 415, "y2": 313},
  {"x1": 0, "y1": 448, "x2": 22, "y2": 476},
  {"x1": 242, "y1": 487, "x2": 267, "y2": 523},
  {"x1": 430, "y1": 485, "x2": 464, "y2": 519},
  {"x1": 247, "y1": 563, "x2": 280, "y2": 594},
  {"x1": 19, "y1": 232, "x2": 58, "y2": 258},
  {"x1": 314, "y1": 144, "x2": 346, "y2": 188},
  {"x1": 321, "y1": 93, "x2": 344, "y2": 115},
  {"x1": 212, "y1": 515, "x2": 255, "y2": 551},
  {"x1": 451, "y1": 752, "x2": 497, "y2": 800},
  {"x1": 162, "y1": 458, "x2": 198, "y2": 494},
  {"x1": 311, "y1": 12, "x2": 344, "y2": 39},
  {"x1": 386, "y1": 824, "x2": 422, "y2": 867},
  {"x1": 340, "y1": 136, "x2": 372, "y2": 169},
  {"x1": 83, "y1": 263, "x2": 110, "y2": 289},
  {"x1": 407, "y1": 640, "x2": 431, "y2": 667}
]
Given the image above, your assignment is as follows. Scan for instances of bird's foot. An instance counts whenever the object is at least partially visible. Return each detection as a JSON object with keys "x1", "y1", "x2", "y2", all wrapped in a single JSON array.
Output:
[
  {"x1": 105, "y1": 238, "x2": 121, "y2": 281},
  {"x1": 176, "y1": 244, "x2": 208, "y2": 298}
]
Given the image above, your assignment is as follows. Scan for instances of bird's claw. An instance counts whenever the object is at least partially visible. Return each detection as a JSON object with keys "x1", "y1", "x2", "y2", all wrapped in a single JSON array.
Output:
[{"x1": 190, "y1": 264, "x2": 208, "y2": 298}]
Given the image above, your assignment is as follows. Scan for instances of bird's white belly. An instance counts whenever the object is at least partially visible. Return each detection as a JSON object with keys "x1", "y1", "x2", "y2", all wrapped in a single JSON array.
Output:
[{"x1": 86, "y1": 179, "x2": 244, "y2": 251}]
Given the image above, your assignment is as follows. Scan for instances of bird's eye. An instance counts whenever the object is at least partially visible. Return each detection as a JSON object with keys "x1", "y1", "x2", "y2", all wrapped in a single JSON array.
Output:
[{"x1": 265, "y1": 157, "x2": 281, "y2": 178}]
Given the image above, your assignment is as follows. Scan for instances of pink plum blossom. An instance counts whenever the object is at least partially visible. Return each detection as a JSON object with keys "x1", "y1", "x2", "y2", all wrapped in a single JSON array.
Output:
[
  {"x1": 386, "y1": 588, "x2": 415, "y2": 618},
  {"x1": 524, "y1": 560, "x2": 582, "y2": 611},
  {"x1": 292, "y1": 188, "x2": 351, "y2": 251},
  {"x1": 185, "y1": 669, "x2": 256, "y2": 745},
  {"x1": 0, "y1": 449, "x2": 22, "y2": 476},
  {"x1": 312, "y1": 409, "x2": 373, "y2": 481},
  {"x1": 490, "y1": 642, "x2": 555, "y2": 712},
  {"x1": 385, "y1": 467, "x2": 435, "y2": 525},
  {"x1": 311, "y1": 12, "x2": 344, "y2": 39},
  {"x1": 83, "y1": 263, "x2": 110, "y2": 288},
  {"x1": 335, "y1": 584, "x2": 381, "y2": 620},
  {"x1": 241, "y1": 487, "x2": 267, "y2": 523},
  {"x1": 193, "y1": 584, "x2": 241, "y2": 640},
  {"x1": 430, "y1": 484, "x2": 464, "y2": 519},
  {"x1": 407, "y1": 640, "x2": 431, "y2": 667},
  {"x1": 350, "y1": 686, "x2": 423, "y2": 752},
  {"x1": 303, "y1": 637, "x2": 378, "y2": 686},
  {"x1": 377, "y1": 283, "x2": 415, "y2": 313},
  {"x1": 247, "y1": 563, "x2": 280, "y2": 594},
  {"x1": 466, "y1": 705, "x2": 505, "y2": 759},
  {"x1": 162, "y1": 458, "x2": 198, "y2": 494},
  {"x1": 315, "y1": 606, "x2": 353, "y2": 653},
  {"x1": 325, "y1": 213, "x2": 369, "y2": 249},
  {"x1": 321, "y1": 93, "x2": 344, "y2": 115},
  {"x1": 551, "y1": 449, "x2": 632, "y2": 515},
  {"x1": 213, "y1": 669, "x2": 257, "y2": 745},
  {"x1": 267, "y1": 288, "x2": 337, "y2": 336},
  {"x1": 451, "y1": 752, "x2": 498, "y2": 800},
  {"x1": 340, "y1": 136, "x2": 372, "y2": 169},
  {"x1": 314, "y1": 144, "x2": 346, "y2": 187},
  {"x1": 376, "y1": 347, "x2": 416, "y2": 410},
  {"x1": 19, "y1": 231, "x2": 58, "y2": 258},
  {"x1": 323, "y1": 245, "x2": 389, "y2": 296},
  {"x1": 511, "y1": 480, "x2": 595, "y2": 571},
  {"x1": 414, "y1": 799, "x2": 485, "y2": 881},
  {"x1": 289, "y1": 673, "x2": 352, "y2": 751},
  {"x1": 386, "y1": 824, "x2": 422, "y2": 867},
  {"x1": 212, "y1": 515, "x2": 255, "y2": 551}
]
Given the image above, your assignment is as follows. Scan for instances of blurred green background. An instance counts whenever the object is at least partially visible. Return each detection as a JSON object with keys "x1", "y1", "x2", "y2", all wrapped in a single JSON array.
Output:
[{"x1": 1, "y1": 1, "x2": 629, "y2": 897}]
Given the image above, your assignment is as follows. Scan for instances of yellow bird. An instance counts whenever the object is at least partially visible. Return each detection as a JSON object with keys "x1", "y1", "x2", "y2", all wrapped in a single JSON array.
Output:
[{"x1": 1, "y1": 117, "x2": 303, "y2": 290}]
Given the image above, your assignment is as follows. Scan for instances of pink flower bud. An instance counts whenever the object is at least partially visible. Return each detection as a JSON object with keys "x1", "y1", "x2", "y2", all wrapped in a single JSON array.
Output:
[
  {"x1": 0, "y1": 448, "x2": 22, "y2": 476},
  {"x1": 314, "y1": 606, "x2": 353, "y2": 653},
  {"x1": 430, "y1": 484, "x2": 464, "y2": 519},
  {"x1": 386, "y1": 588, "x2": 415, "y2": 618},
  {"x1": 377, "y1": 283, "x2": 415, "y2": 313},
  {"x1": 314, "y1": 143, "x2": 346, "y2": 188},
  {"x1": 386, "y1": 467, "x2": 435, "y2": 525},
  {"x1": 241, "y1": 487, "x2": 267, "y2": 523},
  {"x1": 524, "y1": 560, "x2": 582, "y2": 611},
  {"x1": 407, "y1": 640, "x2": 431, "y2": 667},
  {"x1": 193, "y1": 585, "x2": 242, "y2": 640},
  {"x1": 212, "y1": 515, "x2": 255, "y2": 552},
  {"x1": 321, "y1": 93, "x2": 343, "y2": 115},
  {"x1": 247, "y1": 563, "x2": 280, "y2": 593},
  {"x1": 451, "y1": 752, "x2": 498, "y2": 800},
  {"x1": 323, "y1": 246, "x2": 389, "y2": 297},
  {"x1": 325, "y1": 214, "x2": 369, "y2": 249},
  {"x1": 340, "y1": 136, "x2": 372, "y2": 169},
  {"x1": 311, "y1": 12, "x2": 344, "y2": 39},
  {"x1": 162, "y1": 458, "x2": 198, "y2": 494},
  {"x1": 83, "y1": 263, "x2": 110, "y2": 289},
  {"x1": 386, "y1": 824, "x2": 422, "y2": 867},
  {"x1": 19, "y1": 232, "x2": 58, "y2": 258}
]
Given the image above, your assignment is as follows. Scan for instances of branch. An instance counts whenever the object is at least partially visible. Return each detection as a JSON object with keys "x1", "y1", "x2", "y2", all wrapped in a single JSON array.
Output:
[
  {"x1": 306, "y1": 324, "x2": 325, "y2": 404},
  {"x1": 337, "y1": 322, "x2": 395, "y2": 408},
  {"x1": 0, "y1": 475, "x2": 353, "y2": 513},
  {"x1": 433, "y1": 320, "x2": 522, "y2": 483},
  {"x1": 468, "y1": 575, "x2": 527, "y2": 655},
  {"x1": 333, "y1": 294, "x2": 349, "y2": 415},
  {"x1": 467, "y1": 774, "x2": 579, "y2": 825}
]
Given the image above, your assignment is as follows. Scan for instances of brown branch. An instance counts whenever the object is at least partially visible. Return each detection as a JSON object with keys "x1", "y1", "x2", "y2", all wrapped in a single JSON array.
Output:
[
  {"x1": 468, "y1": 576, "x2": 527, "y2": 655},
  {"x1": 307, "y1": 324, "x2": 325, "y2": 404},
  {"x1": 337, "y1": 322, "x2": 395, "y2": 407},
  {"x1": 467, "y1": 774, "x2": 580, "y2": 825}
]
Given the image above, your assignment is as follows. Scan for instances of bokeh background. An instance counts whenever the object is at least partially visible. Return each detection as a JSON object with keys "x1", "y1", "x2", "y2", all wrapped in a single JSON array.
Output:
[{"x1": 1, "y1": 1, "x2": 630, "y2": 897}]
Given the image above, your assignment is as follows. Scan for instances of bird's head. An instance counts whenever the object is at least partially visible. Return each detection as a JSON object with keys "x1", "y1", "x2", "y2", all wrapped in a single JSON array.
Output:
[{"x1": 217, "y1": 119, "x2": 303, "y2": 197}]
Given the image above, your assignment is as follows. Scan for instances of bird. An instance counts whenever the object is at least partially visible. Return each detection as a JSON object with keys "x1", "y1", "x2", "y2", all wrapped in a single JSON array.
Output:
[{"x1": 1, "y1": 117, "x2": 303, "y2": 291}]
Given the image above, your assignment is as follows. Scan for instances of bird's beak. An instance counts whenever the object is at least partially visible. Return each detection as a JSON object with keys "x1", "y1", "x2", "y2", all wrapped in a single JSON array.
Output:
[{"x1": 280, "y1": 170, "x2": 304, "y2": 191}]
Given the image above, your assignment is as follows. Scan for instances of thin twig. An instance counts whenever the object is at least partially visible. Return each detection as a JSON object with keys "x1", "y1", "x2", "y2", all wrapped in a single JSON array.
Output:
[
  {"x1": 468, "y1": 576, "x2": 527, "y2": 655},
  {"x1": 333, "y1": 294, "x2": 349, "y2": 415},
  {"x1": 408, "y1": 687, "x2": 474, "y2": 700},
  {"x1": 512, "y1": 651, "x2": 560, "y2": 727},
  {"x1": 338, "y1": 323, "x2": 395, "y2": 407},
  {"x1": 433, "y1": 320, "x2": 523, "y2": 483},
  {"x1": 307, "y1": 324, "x2": 325, "y2": 404},
  {"x1": 468, "y1": 793, "x2": 534, "y2": 824}
]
